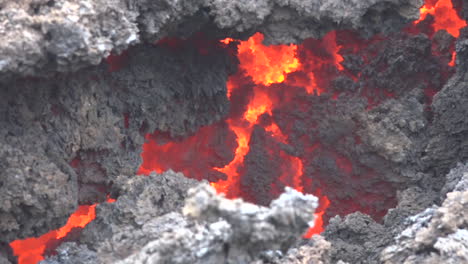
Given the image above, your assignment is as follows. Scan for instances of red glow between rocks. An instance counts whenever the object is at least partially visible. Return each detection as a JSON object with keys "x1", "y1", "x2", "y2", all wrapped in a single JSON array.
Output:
[
  {"x1": 140, "y1": 33, "x2": 338, "y2": 236},
  {"x1": 415, "y1": 0, "x2": 466, "y2": 38},
  {"x1": 9, "y1": 198, "x2": 115, "y2": 264},
  {"x1": 9, "y1": 205, "x2": 96, "y2": 264},
  {"x1": 9, "y1": 1, "x2": 466, "y2": 262}
]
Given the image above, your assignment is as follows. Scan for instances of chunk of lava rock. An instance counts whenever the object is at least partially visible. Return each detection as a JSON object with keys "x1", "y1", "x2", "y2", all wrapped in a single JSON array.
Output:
[
  {"x1": 380, "y1": 164, "x2": 468, "y2": 263},
  {"x1": 42, "y1": 174, "x2": 319, "y2": 264},
  {"x1": 118, "y1": 183, "x2": 318, "y2": 264}
]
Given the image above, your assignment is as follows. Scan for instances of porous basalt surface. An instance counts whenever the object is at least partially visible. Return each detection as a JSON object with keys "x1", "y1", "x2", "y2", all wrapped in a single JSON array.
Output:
[
  {"x1": 0, "y1": 0, "x2": 422, "y2": 79},
  {"x1": 381, "y1": 164, "x2": 468, "y2": 263},
  {"x1": 423, "y1": 28, "x2": 468, "y2": 178},
  {"x1": 316, "y1": 28, "x2": 468, "y2": 264},
  {"x1": 324, "y1": 163, "x2": 468, "y2": 264},
  {"x1": 0, "y1": 41, "x2": 234, "y2": 243},
  {"x1": 42, "y1": 171, "x2": 319, "y2": 264}
]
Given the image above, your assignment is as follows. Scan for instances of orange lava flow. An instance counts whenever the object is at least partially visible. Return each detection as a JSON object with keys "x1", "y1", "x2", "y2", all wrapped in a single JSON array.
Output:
[
  {"x1": 415, "y1": 0, "x2": 467, "y2": 37},
  {"x1": 212, "y1": 33, "x2": 330, "y2": 236},
  {"x1": 9, "y1": 197, "x2": 116, "y2": 264},
  {"x1": 238, "y1": 33, "x2": 300, "y2": 85},
  {"x1": 9, "y1": 205, "x2": 96, "y2": 264}
]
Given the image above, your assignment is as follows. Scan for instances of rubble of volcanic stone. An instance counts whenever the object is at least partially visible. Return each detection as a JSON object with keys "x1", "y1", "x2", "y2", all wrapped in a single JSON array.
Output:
[
  {"x1": 323, "y1": 162, "x2": 468, "y2": 264},
  {"x1": 255, "y1": 30, "x2": 455, "y2": 220},
  {"x1": 0, "y1": 42, "x2": 233, "y2": 243},
  {"x1": 0, "y1": 0, "x2": 421, "y2": 79},
  {"x1": 423, "y1": 28, "x2": 468, "y2": 177},
  {"x1": 380, "y1": 163, "x2": 468, "y2": 263},
  {"x1": 41, "y1": 171, "x2": 320, "y2": 264}
]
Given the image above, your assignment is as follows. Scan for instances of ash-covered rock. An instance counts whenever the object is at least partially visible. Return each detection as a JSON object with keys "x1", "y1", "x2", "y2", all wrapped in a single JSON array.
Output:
[
  {"x1": 118, "y1": 183, "x2": 317, "y2": 264},
  {"x1": 42, "y1": 178, "x2": 319, "y2": 264},
  {"x1": 39, "y1": 242, "x2": 98, "y2": 264},
  {"x1": 441, "y1": 162, "x2": 468, "y2": 199},
  {"x1": 262, "y1": 235, "x2": 332, "y2": 264},
  {"x1": 0, "y1": 41, "x2": 233, "y2": 243},
  {"x1": 323, "y1": 212, "x2": 390, "y2": 264},
  {"x1": 0, "y1": 0, "x2": 139, "y2": 80},
  {"x1": 76, "y1": 171, "x2": 198, "y2": 262},
  {"x1": 380, "y1": 185, "x2": 468, "y2": 263},
  {"x1": 424, "y1": 28, "x2": 468, "y2": 177},
  {"x1": 0, "y1": 0, "x2": 422, "y2": 79},
  {"x1": 324, "y1": 163, "x2": 468, "y2": 264},
  {"x1": 357, "y1": 88, "x2": 428, "y2": 183}
]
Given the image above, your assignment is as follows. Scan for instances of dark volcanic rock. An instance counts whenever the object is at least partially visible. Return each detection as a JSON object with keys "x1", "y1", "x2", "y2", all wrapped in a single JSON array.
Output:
[
  {"x1": 324, "y1": 163, "x2": 468, "y2": 264},
  {"x1": 422, "y1": 28, "x2": 468, "y2": 183},
  {"x1": 0, "y1": 41, "x2": 233, "y2": 243},
  {"x1": 0, "y1": 0, "x2": 422, "y2": 79},
  {"x1": 324, "y1": 212, "x2": 390, "y2": 264},
  {"x1": 265, "y1": 235, "x2": 332, "y2": 264},
  {"x1": 381, "y1": 168, "x2": 468, "y2": 263},
  {"x1": 42, "y1": 172, "x2": 319, "y2": 264},
  {"x1": 78, "y1": 171, "x2": 199, "y2": 261}
]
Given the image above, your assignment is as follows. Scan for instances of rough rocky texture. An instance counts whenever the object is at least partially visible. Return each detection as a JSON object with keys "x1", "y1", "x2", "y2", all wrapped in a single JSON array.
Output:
[
  {"x1": 0, "y1": 0, "x2": 139, "y2": 80},
  {"x1": 260, "y1": 30, "x2": 454, "y2": 220},
  {"x1": 324, "y1": 162, "x2": 468, "y2": 264},
  {"x1": 117, "y1": 185, "x2": 317, "y2": 264},
  {"x1": 0, "y1": 40, "x2": 233, "y2": 243},
  {"x1": 42, "y1": 176, "x2": 319, "y2": 264},
  {"x1": 441, "y1": 162, "x2": 468, "y2": 199},
  {"x1": 381, "y1": 165, "x2": 468, "y2": 263},
  {"x1": 423, "y1": 28, "x2": 468, "y2": 178},
  {"x1": 0, "y1": 0, "x2": 422, "y2": 79},
  {"x1": 38, "y1": 243, "x2": 97, "y2": 264},
  {"x1": 323, "y1": 212, "x2": 390, "y2": 264},
  {"x1": 78, "y1": 171, "x2": 198, "y2": 259},
  {"x1": 266, "y1": 235, "x2": 333, "y2": 264}
]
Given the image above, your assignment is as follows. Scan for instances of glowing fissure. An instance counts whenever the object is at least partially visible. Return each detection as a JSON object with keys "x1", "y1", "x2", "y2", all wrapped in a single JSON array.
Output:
[
  {"x1": 9, "y1": 197, "x2": 115, "y2": 264},
  {"x1": 9, "y1": 205, "x2": 96, "y2": 264}
]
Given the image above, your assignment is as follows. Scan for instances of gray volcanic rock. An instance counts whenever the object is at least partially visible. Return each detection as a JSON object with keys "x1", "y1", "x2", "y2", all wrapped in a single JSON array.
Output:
[
  {"x1": 0, "y1": 0, "x2": 139, "y2": 80},
  {"x1": 441, "y1": 162, "x2": 468, "y2": 199},
  {"x1": 0, "y1": 42, "x2": 233, "y2": 243},
  {"x1": 266, "y1": 235, "x2": 333, "y2": 264},
  {"x1": 424, "y1": 28, "x2": 468, "y2": 177},
  {"x1": 42, "y1": 176, "x2": 319, "y2": 264},
  {"x1": 0, "y1": 0, "x2": 422, "y2": 79},
  {"x1": 116, "y1": 183, "x2": 318, "y2": 264},
  {"x1": 201, "y1": 0, "x2": 422, "y2": 45},
  {"x1": 78, "y1": 171, "x2": 198, "y2": 260},
  {"x1": 39, "y1": 243, "x2": 98, "y2": 264},
  {"x1": 381, "y1": 188, "x2": 468, "y2": 263},
  {"x1": 323, "y1": 212, "x2": 390, "y2": 264},
  {"x1": 324, "y1": 163, "x2": 468, "y2": 264}
]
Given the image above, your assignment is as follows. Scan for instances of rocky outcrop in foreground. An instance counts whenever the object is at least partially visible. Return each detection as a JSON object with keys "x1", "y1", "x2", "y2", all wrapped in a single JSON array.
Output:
[{"x1": 42, "y1": 171, "x2": 321, "y2": 264}]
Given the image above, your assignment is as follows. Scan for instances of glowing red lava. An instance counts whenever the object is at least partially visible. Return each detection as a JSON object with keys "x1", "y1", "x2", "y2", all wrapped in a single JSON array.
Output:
[
  {"x1": 140, "y1": 32, "x2": 337, "y2": 236},
  {"x1": 414, "y1": 0, "x2": 467, "y2": 67},
  {"x1": 9, "y1": 197, "x2": 115, "y2": 264},
  {"x1": 9, "y1": 205, "x2": 96, "y2": 264},
  {"x1": 415, "y1": 0, "x2": 466, "y2": 37},
  {"x1": 9, "y1": 1, "x2": 466, "y2": 263}
]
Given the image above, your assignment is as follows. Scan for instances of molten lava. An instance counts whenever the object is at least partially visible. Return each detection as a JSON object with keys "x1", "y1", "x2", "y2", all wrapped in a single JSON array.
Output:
[
  {"x1": 237, "y1": 33, "x2": 300, "y2": 85},
  {"x1": 140, "y1": 32, "x2": 341, "y2": 236},
  {"x1": 9, "y1": 1, "x2": 466, "y2": 263},
  {"x1": 9, "y1": 205, "x2": 96, "y2": 264},
  {"x1": 416, "y1": 0, "x2": 466, "y2": 37}
]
